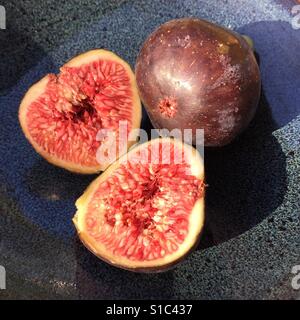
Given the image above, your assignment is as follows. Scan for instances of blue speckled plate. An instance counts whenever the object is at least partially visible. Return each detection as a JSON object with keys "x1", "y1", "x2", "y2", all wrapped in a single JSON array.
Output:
[{"x1": 0, "y1": 0, "x2": 299, "y2": 299}]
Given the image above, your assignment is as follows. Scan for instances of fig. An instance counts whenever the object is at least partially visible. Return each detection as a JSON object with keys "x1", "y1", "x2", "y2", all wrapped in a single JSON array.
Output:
[
  {"x1": 73, "y1": 138, "x2": 205, "y2": 272},
  {"x1": 135, "y1": 18, "x2": 261, "y2": 146},
  {"x1": 19, "y1": 49, "x2": 142, "y2": 173}
]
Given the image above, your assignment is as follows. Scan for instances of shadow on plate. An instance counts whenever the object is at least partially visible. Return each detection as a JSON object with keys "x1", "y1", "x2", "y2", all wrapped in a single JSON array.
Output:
[
  {"x1": 0, "y1": 5, "x2": 48, "y2": 94},
  {"x1": 198, "y1": 88, "x2": 287, "y2": 249},
  {"x1": 238, "y1": 20, "x2": 300, "y2": 127},
  {"x1": 75, "y1": 237, "x2": 175, "y2": 299},
  {"x1": 0, "y1": 176, "x2": 77, "y2": 299},
  {"x1": 24, "y1": 159, "x2": 97, "y2": 201}
]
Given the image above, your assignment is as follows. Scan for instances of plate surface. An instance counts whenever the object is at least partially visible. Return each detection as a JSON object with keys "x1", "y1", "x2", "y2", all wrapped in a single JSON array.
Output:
[{"x1": 0, "y1": 0, "x2": 299, "y2": 299}]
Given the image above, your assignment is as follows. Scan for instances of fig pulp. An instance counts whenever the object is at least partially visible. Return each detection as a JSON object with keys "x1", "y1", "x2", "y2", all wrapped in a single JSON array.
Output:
[
  {"x1": 136, "y1": 18, "x2": 261, "y2": 146},
  {"x1": 73, "y1": 138, "x2": 205, "y2": 272},
  {"x1": 19, "y1": 50, "x2": 141, "y2": 173}
]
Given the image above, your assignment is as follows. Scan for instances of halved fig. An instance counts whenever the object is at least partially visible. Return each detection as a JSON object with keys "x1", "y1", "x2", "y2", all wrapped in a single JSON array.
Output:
[
  {"x1": 19, "y1": 49, "x2": 142, "y2": 174},
  {"x1": 73, "y1": 138, "x2": 205, "y2": 272}
]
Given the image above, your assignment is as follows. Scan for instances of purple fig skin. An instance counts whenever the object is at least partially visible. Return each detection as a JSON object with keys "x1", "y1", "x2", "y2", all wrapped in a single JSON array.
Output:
[{"x1": 135, "y1": 18, "x2": 261, "y2": 146}]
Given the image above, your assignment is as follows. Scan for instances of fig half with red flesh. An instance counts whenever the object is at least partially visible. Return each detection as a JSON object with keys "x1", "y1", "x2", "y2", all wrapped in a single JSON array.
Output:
[
  {"x1": 19, "y1": 50, "x2": 142, "y2": 174},
  {"x1": 73, "y1": 138, "x2": 205, "y2": 272},
  {"x1": 135, "y1": 18, "x2": 261, "y2": 146}
]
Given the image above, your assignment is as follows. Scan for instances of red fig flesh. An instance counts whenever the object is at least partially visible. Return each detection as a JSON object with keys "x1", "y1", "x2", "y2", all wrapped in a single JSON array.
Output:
[
  {"x1": 19, "y1": 49, "x2": 141, "y2": 173},
  {"x1": 73, "y1": 138, "x2": 205, "y2": 272}
]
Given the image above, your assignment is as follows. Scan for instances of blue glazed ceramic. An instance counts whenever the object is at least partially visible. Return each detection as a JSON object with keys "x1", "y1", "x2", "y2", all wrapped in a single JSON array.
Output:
[{"x1": 0, "y1": 0, "x2": 299, "y2": 299}]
